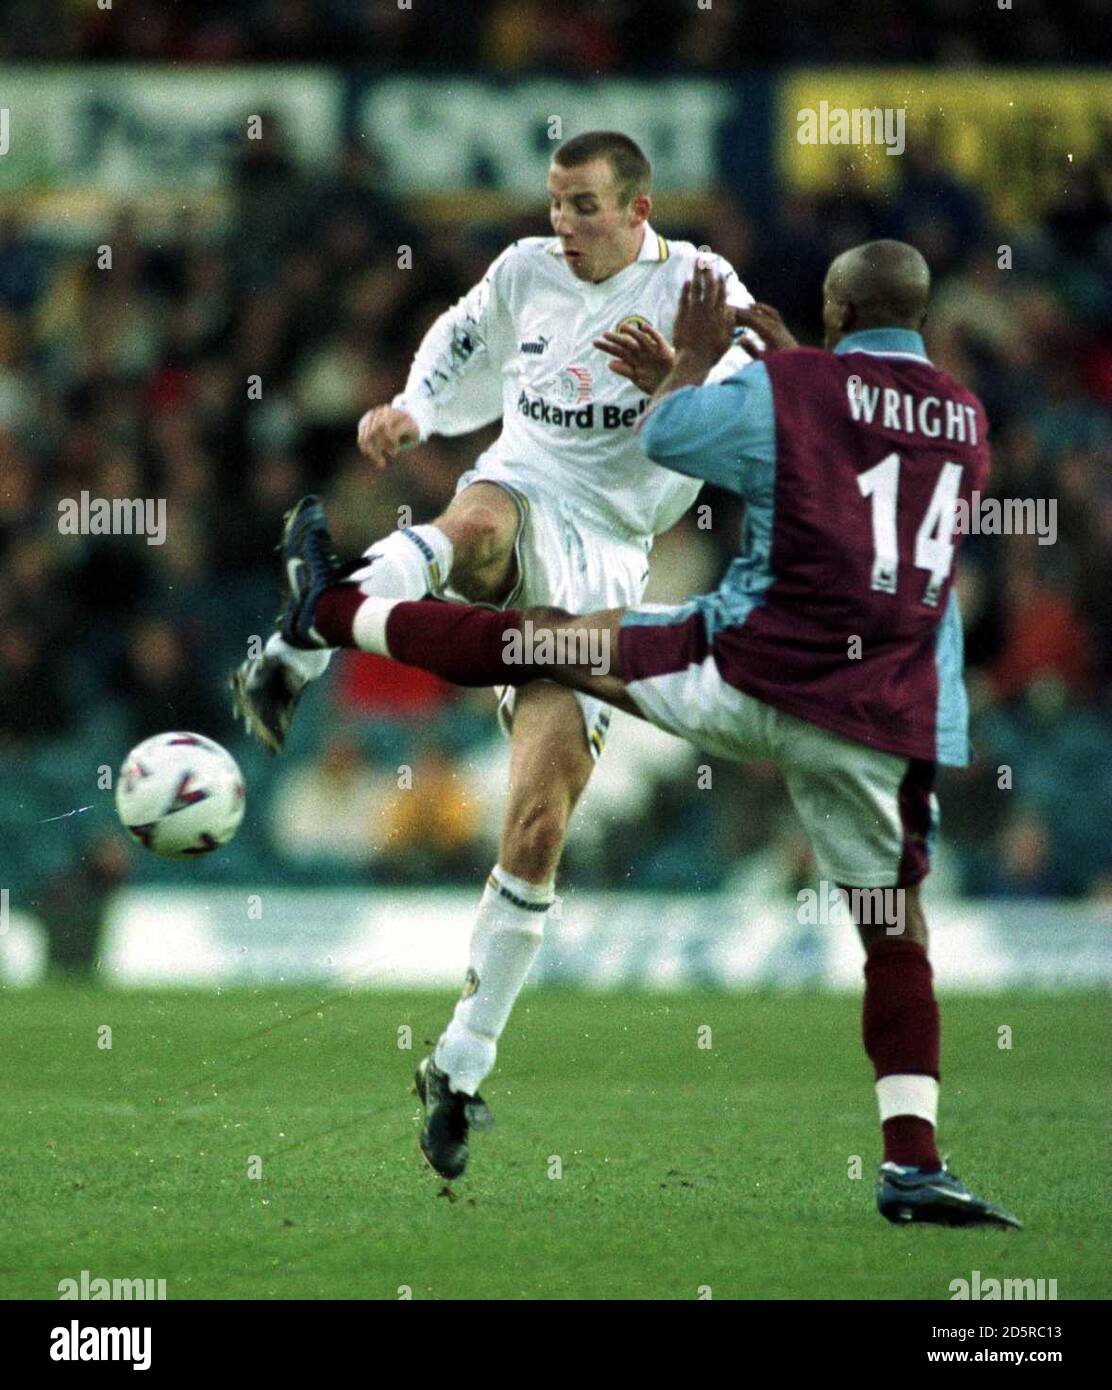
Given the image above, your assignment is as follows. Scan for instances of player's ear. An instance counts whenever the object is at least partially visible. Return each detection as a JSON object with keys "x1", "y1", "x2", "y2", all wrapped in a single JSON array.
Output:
[{"x1": 630, "y1": 192, "x2": 652, "y2": 226}]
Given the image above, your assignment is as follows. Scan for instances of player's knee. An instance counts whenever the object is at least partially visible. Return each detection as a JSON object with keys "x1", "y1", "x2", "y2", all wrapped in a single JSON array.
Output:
[{"x1": 439, "y1": 505, "x2": 508, "y2": 572}]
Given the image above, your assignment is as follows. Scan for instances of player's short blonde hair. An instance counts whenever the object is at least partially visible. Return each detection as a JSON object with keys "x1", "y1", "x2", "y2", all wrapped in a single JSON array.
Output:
[{"x1": 552, "y1": 132, "x2": 652, "y2": 206}]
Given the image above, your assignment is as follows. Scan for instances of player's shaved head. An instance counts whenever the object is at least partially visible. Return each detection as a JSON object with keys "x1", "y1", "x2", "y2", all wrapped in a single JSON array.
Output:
[{"x1": 822, "y1": 240, "x2": 931, "y2": 347}]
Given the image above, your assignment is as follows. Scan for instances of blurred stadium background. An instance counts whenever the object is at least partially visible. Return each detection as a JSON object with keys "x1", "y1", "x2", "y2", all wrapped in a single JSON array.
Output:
[{"x1": 1, "y1": 1, "x2": 1109, "y2": 990}]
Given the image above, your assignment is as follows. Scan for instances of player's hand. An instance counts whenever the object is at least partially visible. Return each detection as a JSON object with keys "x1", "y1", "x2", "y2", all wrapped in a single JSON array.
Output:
[
  {"x1": 593, "y1": 324, "x2": 676, "y2": 395},
  {"x1": 356, "y1": 405, "x2": 420, "y2": 470},
  {"x1": 732, "y1": 303, "x2": 799, "y2": 355},
  {"x1": 672, "y1": 265, "x2": 737, "y2": 363}
]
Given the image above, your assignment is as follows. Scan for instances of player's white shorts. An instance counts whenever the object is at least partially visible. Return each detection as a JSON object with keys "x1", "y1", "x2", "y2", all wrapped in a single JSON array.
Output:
[
  {"x1": 619, "y1": 605, "x2": 939, "y2": 888},
  {"x1": 452, "y1": 468, "x2": 651, "y2": 758}
]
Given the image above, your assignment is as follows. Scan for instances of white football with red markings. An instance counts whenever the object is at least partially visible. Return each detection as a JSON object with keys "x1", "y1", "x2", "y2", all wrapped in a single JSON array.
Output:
[{"x1": 115, "y1": 732, "x2": 245, "y2": 859}]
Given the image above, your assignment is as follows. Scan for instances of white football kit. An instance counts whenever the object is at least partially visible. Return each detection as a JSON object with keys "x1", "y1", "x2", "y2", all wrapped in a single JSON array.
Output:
[{"x1": 392, "y1": 224, "x2": 754, "y2": 752}]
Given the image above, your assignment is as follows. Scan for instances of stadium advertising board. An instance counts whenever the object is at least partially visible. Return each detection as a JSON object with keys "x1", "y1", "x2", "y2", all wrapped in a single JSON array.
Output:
[
  {"x1": 3, "y1": 891, "x2": 1108, "y2": 991},
  {"x1": 348, "y1": 77, "x2": 738, "y2": 194},
  {"x1": 0, "y1": 69, "x2": 767, "y2": 223},
  {"x1": 0, "y1": 66, "x2": 339, "y2": 195},
  {"x1": 780, "y1": 70, "x2": 1111, "y2": 225}
]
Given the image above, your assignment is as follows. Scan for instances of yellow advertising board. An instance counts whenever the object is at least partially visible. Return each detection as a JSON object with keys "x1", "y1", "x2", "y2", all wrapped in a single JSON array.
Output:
[{"x1": 779, "y1": 70, "x2": 1110, "y2": 226}]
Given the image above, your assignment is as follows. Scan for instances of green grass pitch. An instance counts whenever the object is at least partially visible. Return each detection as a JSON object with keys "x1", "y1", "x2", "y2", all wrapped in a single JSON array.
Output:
[{"x1": 2, "y1": 986, "x2": 1107, "y2": 1300}]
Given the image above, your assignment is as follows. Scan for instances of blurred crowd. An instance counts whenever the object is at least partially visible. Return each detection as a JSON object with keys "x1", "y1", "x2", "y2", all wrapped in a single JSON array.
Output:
[
  {"x1": 0, "y1": 112, "x2": 1109, "y2": 934},
  {"x1": 1, "y1": 0, "x2": 1108, "y2": 67}
]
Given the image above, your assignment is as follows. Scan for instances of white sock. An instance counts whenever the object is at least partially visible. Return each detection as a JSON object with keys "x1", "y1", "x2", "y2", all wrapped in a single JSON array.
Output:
[
  {"x1": 435, "y1": 865, "x2": 554, "y2": 1096},
  {"x1": 351, "y1": 525, "x2": 453, "y2": 600},
  {"x1": 876, "y1": 1074, "x2": 940, "y2": 1126},
  {"x1": 261, "y1": 525, "x2": 452, "y2": 682}
]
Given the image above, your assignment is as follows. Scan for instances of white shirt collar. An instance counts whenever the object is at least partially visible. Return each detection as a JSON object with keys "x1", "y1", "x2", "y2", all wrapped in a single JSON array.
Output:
[{"x1": 636, "y1": 223, "x2": 666, "y2": 261}]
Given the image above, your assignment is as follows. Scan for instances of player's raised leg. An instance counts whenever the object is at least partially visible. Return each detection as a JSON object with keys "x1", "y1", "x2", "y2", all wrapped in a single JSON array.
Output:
[
  {"x1": 310, "y1": 573, "x2": 636, "y2": 714},
  {"x1": 229, "y1": 481, "x2": 520, "y2": 752}
]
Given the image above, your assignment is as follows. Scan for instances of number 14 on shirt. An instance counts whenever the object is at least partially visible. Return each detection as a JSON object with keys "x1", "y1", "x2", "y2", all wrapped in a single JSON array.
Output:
[{"x1": 857, "y1": 453, "x2": 964, "y2": 608}]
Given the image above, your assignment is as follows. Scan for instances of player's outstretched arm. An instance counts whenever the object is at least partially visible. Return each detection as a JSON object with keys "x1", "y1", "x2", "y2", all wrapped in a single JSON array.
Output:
[
  {"x1": 634, "y1": 269, "x2": 781, "y2": 494},
  {"x1": 595, "y1": 267, "x2": 767, "y2": 405}
]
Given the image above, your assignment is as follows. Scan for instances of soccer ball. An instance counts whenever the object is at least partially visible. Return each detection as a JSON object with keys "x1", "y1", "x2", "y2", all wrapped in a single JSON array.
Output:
[{"x1": 115, "y1": 732, "x2": 245, "y2": 859}]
